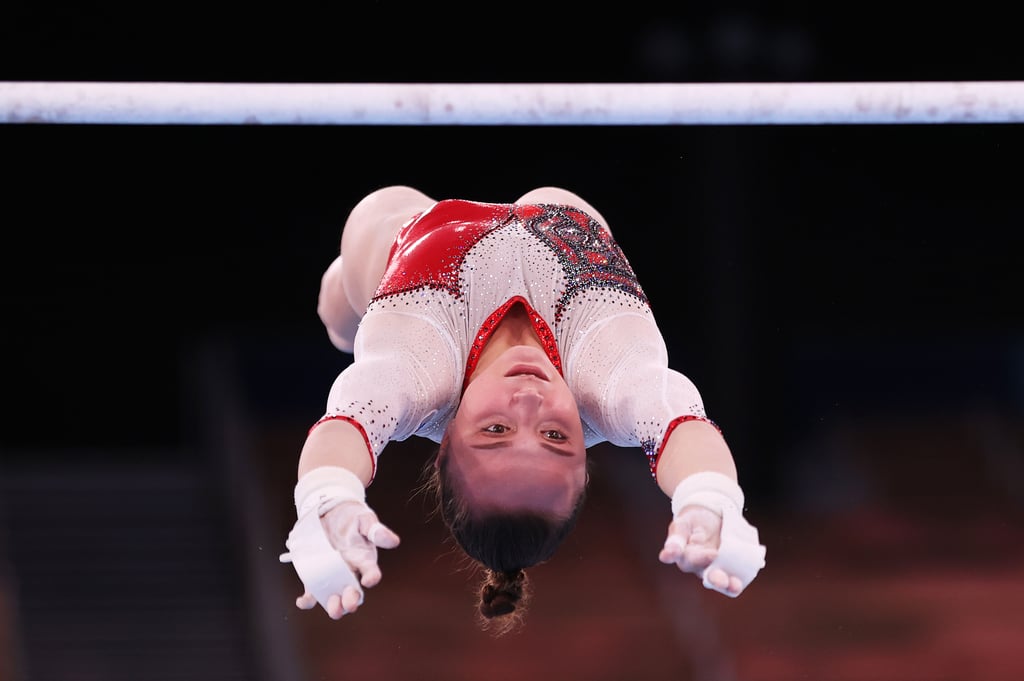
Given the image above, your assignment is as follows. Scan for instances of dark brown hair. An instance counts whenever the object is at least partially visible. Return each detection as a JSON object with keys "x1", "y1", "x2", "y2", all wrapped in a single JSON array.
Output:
[{"x1": 422, "y1": 438, "x2": 586, "y2": 636}]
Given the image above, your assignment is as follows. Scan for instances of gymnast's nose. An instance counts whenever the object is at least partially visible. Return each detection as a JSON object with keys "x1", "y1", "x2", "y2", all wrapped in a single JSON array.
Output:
[{"x1": 510, "y1": 387, "x2": 543, "y2": 410}]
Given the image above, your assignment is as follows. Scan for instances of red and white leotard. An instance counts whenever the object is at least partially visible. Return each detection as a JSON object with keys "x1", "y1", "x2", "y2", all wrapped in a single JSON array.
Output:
[{"x1": 317, "y1": 200, "x2": 712, "y2": 478}]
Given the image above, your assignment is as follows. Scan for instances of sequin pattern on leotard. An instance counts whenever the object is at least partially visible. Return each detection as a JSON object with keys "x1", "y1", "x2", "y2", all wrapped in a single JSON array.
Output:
[{"x1": 514, "y1": 203, "x2": 648, "y2": 321}]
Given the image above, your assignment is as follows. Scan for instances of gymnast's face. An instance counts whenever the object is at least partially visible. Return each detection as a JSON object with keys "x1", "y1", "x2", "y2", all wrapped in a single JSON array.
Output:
[{"x1": 445, "y1": 345, "x2": 587, "y2": 519}]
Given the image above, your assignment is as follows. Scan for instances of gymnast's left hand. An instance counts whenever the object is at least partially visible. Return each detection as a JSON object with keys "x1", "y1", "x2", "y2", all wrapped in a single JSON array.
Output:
[
  {"x1": 658, "y1": 499, "x2": 766, "y2": 599},
  {"x1": 658, "y1": 505, "x2": 744, "y2": 594}
]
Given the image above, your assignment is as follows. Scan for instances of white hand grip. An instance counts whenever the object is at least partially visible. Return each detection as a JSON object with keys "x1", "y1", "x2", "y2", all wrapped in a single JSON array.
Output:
[
  {"x1": 700, "y1": 503, "x2": 766, "y2": 596},
  {"x1": 280, "y1": 510, "x2": 364, "y2": 610}
]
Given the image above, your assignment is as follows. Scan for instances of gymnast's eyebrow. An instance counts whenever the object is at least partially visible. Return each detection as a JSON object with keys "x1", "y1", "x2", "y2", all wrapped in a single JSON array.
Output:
[{"x1": 470, "y1": 441, "x2": 570, "y2": 456}]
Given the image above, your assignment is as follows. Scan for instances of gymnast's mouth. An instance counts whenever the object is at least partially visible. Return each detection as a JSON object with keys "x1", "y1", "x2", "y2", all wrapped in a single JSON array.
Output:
[{"x1": 504, "y1": 364, "x2": 549, "y2": 381}]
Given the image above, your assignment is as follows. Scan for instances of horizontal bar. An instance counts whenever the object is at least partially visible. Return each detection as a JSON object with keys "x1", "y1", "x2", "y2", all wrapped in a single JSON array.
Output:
[{"x1": 2, "y1": 81, "x2": 1024, "y2": 125}]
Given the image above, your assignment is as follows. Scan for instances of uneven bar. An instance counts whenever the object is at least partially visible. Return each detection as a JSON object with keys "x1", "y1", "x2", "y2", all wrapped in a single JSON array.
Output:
[{"x1": 2, "y1": 81, "x2": 1024, "y2": 125}]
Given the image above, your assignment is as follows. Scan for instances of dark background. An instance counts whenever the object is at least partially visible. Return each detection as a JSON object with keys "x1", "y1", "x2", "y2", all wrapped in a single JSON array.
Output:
[{"x1": 1, "y1": 3, "x2": 1023, "y2": 681}]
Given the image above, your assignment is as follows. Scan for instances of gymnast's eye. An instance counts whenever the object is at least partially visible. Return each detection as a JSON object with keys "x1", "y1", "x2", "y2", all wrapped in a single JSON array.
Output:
[
  {"x1": 542, "y1": 430, "x2": 567, "y2": 441},
  {"x1": 483, "y1": 424, "x2": 510, "y2": 434}
]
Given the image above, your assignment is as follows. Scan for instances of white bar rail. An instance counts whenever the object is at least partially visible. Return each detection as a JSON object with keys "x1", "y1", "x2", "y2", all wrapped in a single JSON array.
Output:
[{"x1": 2, "y1": 81, "x2": 1023, "y2": 125}]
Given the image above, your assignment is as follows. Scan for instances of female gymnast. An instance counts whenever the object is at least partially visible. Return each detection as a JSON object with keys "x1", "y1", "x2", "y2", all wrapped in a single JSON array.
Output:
[{"x1": 280, "y1": 185, "x2": 766, "y2": 634}]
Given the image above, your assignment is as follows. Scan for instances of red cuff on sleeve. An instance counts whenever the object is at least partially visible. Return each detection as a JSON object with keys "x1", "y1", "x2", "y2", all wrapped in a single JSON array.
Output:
[{"x1": 647, "y1": 415, "x2": 722, "y2": 479}]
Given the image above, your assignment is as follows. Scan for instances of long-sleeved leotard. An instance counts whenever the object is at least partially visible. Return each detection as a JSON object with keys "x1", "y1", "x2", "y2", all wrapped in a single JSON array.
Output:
[{"x1": 314, "y1": 199, "x2": 713, "y2": 479}]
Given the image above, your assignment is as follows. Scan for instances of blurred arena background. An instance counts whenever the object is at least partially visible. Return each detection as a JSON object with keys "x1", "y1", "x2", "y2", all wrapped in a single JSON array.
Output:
[{"x1": 1, "y1": 4, "x2": 1022, "y2": 680}]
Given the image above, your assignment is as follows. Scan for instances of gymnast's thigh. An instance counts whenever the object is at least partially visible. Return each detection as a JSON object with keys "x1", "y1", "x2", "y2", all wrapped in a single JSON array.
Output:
[{"x1": 339, "y1": 185, "x2": 438, "y2": 312}]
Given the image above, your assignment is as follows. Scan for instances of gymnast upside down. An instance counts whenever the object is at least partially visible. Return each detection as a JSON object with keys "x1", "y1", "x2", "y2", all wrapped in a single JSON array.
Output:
[{"x1": 281, "y1": 185, "x2": 766, "y2": 634}]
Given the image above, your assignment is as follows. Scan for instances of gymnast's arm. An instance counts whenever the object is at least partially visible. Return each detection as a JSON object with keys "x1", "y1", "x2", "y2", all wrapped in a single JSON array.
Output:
[
  {"x1": 653, "y1": 419, "x2": 736, "y2": 494},
  {"x1": 298, "y1": 419, "x2": 374, "y2": 484},
  {"x1": 300, "y1": 309, "x2": 460, "y2": 477},
  {"x1": 568, "y1": 312, "x2": 765, "y2": 596},
  {"x1": 285, "y1": 310, "x2": 459, "y2": 618}
]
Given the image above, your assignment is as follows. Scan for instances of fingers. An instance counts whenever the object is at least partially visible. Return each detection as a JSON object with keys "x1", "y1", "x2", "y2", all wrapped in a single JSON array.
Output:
[
  {"x1": 663, "y1": 545, "x2": 745, "y2": 597},
  {"x1": 358, "y1": 513, "x2": 401, "y2": 549},
  {"x1": 321, "y1": 586, "x2": 364, "y2": 620},
  {"x1": 354, "y1": 560, "x2": 383, "y2": 588},
  {"x1": 729, "y1": 575, "x2": 743, "y2": 594},
  {"x1": 296, "y1": 586, "x2": 364, "y2": 619},
  {"x1": 660, "y1": 520, "x2": 718, "y2": 573},
  {"x1": 343, "y1": 513, "x2": 398, "y2": 587},
  {"x1": 658, "y1": 534, "x2": 689, "y2": 564},
  {"x1": 289, "y1": 506, "x2": 400, "y2": 620},
  {"x1": 295, "y1": 590, "x2": 356, "y2": 617},
  {"x1": 341, "y1": 585, "x2": 362, "y2": 613},
  {"x1": 325, "y1": 594, "x2": 345, "y2": 619},
  {"x1": 704, "y1": 568, "x2": 729, "y2": 592},
  {"x1": 662, "y1": 506, "x2": 745, "y2": 594},
  {"x1": 703, "y1": 567, "x2": 745, "y2": 596},
  {"x1": 660, "y1": 541, "x2": 718, "y2": 572}
]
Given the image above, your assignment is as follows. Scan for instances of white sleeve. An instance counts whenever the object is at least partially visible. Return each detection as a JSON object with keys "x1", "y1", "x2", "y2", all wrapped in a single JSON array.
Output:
[
  {"x1": 566, "y1": 312, "x2": 708, "y2": 452},
  {"x1": 320, "y1": 308, "x2": 461, "y2": 460}
]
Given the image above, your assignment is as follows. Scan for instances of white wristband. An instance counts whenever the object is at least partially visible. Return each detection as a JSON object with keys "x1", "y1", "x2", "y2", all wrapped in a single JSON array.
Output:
[
  {"x1": 294, "y1": 466, "x2": 365, "y2": 518},
  {"x1": 670, "y1": 471, "x2": 744, "y2": 518}
]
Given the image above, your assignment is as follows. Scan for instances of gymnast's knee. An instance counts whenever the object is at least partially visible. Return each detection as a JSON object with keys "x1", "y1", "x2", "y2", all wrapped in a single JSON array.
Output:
[
  {"x1": 344, "y1": 185, "x2": 437, "y2": 235},
  {"x1": 514, "y1": 187, "x2": 612, "y2": 234}
]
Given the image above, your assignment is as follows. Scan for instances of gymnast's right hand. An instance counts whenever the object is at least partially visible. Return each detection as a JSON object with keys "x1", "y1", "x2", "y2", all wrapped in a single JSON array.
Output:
[{"x1": 281, "y1": 466, "x2": 401, "y2": 619}]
